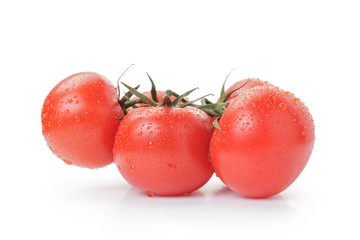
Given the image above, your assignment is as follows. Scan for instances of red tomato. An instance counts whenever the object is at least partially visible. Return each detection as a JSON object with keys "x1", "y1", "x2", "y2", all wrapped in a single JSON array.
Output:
[
  {"x1": 113, "y1": 106, "x2": 214, "y2": 196},
  {"x1": 224, "y1": 78, "x2": 270, "y2": 103},
  {"x1": 210, "y1": 85, "x2": 315, "y2": 198},
  {"x1": 41, "y1": 72, "x2": 123, "y2": 168}
]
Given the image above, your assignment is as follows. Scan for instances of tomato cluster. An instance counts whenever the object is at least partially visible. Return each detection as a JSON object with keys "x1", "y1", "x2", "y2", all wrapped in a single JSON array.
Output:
[{"x1": 41, "y1": 71, "x2": 315, "y2": 198}]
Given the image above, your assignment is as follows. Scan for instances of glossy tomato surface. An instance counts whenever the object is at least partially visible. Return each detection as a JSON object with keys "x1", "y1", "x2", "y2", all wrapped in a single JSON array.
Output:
[
  {"x1": 41, "y1": 72, "x2": 123, "y2": 168},
  {"x1": 225, "y1": 78, "x2": 271, "y2": 103},
  {"x1": 210, "y1": 85, "x2": 315, "y2": 198},
  {"x1": 113, "y1": 106, "x2": 214, "y2": 196}
]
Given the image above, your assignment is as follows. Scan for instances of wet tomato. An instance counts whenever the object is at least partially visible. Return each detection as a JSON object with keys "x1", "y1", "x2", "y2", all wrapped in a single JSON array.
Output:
[
  {"x1": 210, "y1": 85, "x2": 315, "y2": 198},
  {"x1": 113, "y1": 106, "x2": 214, "y2": 196},
  {"x1": 41, "y1": 72, "x2": 123, "y2": 168},
  {"x1": 224, "y1": 78, "x2": 271, "y2": 103}
]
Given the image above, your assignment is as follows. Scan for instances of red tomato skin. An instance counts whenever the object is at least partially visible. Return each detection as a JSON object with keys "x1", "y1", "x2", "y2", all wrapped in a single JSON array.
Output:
[
  {"x1": 225, "y1": 78, "x2": 271, "y2": 103},
  {"x1": 41, "y1": 72, "x2": 123, "y2": 168},
  {"x1": 113, "y1": 106, "x2": 214, "y2": 196},
  {"x1": 210, "y1": 85, "x2": 315, "y2": 198}
]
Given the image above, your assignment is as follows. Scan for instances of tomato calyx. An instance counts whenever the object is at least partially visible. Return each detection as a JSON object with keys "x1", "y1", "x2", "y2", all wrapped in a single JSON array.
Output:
[
  {"x1": 118, "y1": 74, "x2": 229, "y2": 120},
  {"x1": 212, "y1": 71, "x2": 250, "y2": 130}
]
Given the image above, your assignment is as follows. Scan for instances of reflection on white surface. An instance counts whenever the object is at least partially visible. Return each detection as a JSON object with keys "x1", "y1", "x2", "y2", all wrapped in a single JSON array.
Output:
[{"x1": 114, "y1": 178, "x2": 295, "y2": 232}]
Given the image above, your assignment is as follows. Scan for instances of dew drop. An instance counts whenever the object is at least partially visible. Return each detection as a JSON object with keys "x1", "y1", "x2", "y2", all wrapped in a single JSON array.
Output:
[
  {"x1": 168, "y1": 164, "x2": 176, "y2": 170},
  {"x1": 63, "y1": 160, "x2": 72, "y2": 165},
  {"x1": 65, "y1": 109, "x2": 69, "y2": 114},
  {"x1": 148, "y1": 141, "x2": 153, "y2": 147},
  {"x1": 125, "y1": 158, "x2": 131, "y2": 164},
  {"x1": 279, "y1": 103, "x2": 287, "y2": 110},
  {"x1": 294, "y1": 98, "x2": 300, "y2": 104},
  {"x1": 130, "y1": 165, "x2": 136, "y2": 171},
  {"x1": 68, "y1": 99, "x2": 73, "y2": 103},
  {"x1": 146, "y1": 191, "x2": 154, "y2": 197}
]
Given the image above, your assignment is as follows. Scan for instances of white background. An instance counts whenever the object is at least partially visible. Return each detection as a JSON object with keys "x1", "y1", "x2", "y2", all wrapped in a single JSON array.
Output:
[{"x1": 1, "y1": 0, "x2": 359, "y2": 239}]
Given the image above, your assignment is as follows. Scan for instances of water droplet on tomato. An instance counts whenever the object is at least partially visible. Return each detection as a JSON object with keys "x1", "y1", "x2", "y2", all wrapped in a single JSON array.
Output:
[
  {"x1": 279, "y1": 103, "x2": 287, "y2": 110},
  {"x1": 125, "y1": 158, "x2": 131, "y2": 164},
  {"x1": 75, "y1": 115, "x2": 80, "y2": 122},
  {"x1": 294, "y1": 98, "x2": 300, "y2": 104},
  {"x1": 117, "y1": 165, "x2": 121, "y2": 171},
  {"x1": 130, "y1": 165, "x2": 136, "y2": 171},
  {"x1": 68, "y1": 99, "x2": 73, "y2": 103},
  {"x1": 148, "y1": 141, "x2": 153, "y2": 147},
  {"x1": 63, "y1": 160, "x2": 72, "y2": 165},
  {"x1": 168, "y1": 164, "x2": 176, "y2": 170},
  {"x1": 146, "y1": 191, "x2": 154, "y2": 197},
  {"x1": 301, "y1": 131, "x2": 306, "y2": 136},
  {"x1": 65, "y1": 109, "x2": 69, "y2": 114}
]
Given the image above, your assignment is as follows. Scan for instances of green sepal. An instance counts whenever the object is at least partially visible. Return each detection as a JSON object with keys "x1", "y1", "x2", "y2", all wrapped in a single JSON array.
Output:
[
  {"x1": 172, "y1": 88, "x2": 198, "y2": 106},
  {"x1": 146, "y1": 73, "x2": 159, "y2": 103},
  {"x1": 121, "y1": 82, "x2": 159, "y2": 107},
  {"x1": 212, "y1": 117, "x2": 222, "y2": 130}
]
